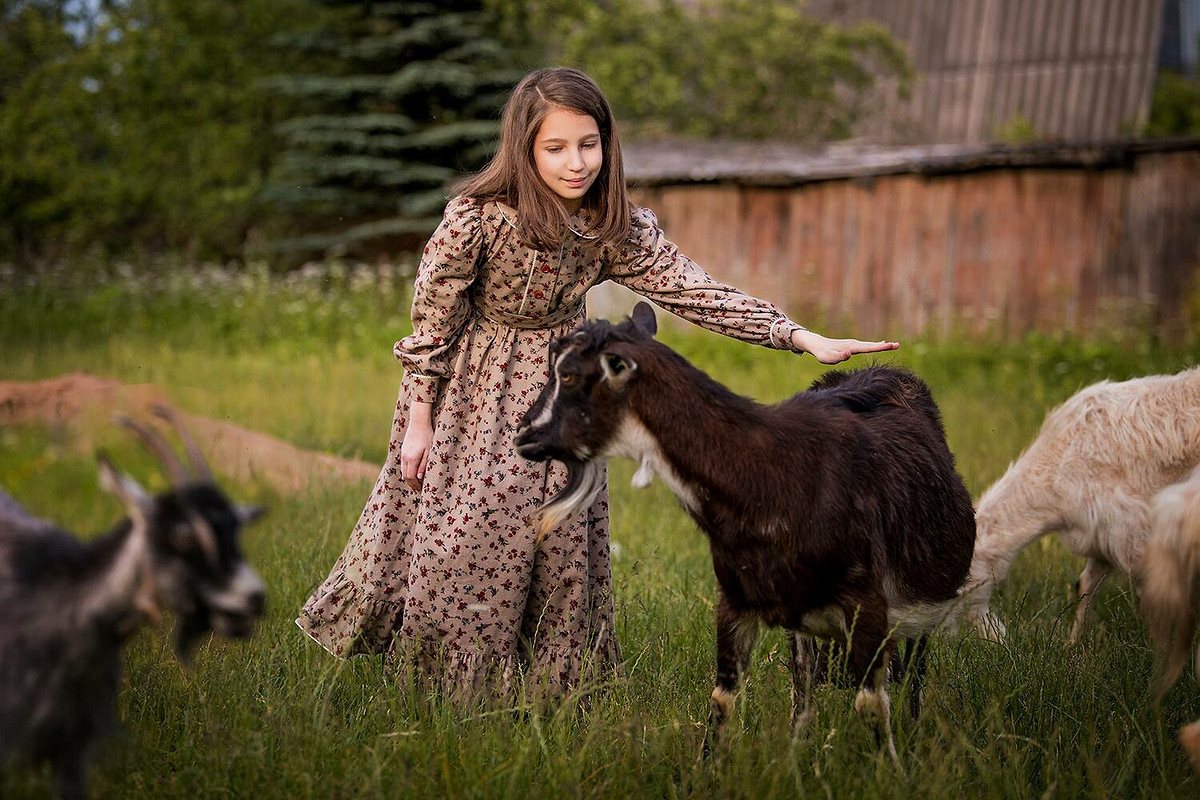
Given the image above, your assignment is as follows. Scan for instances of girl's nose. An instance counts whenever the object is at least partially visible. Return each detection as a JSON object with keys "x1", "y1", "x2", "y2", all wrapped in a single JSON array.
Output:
[{"x1": 567, "y1": 148, "x2": 585, "y2": 171}]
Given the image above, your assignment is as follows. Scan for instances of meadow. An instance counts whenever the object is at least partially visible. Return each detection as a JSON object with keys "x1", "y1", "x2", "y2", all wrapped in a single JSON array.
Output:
[{"x1": 1, "y1": 263, "x2": 1198, "y2": 799}]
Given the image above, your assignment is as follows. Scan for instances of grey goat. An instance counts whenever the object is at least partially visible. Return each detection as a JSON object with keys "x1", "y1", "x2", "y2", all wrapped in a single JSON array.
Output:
[{"x1": 0, "y1": 408, "x2": 266, "y2": 799}]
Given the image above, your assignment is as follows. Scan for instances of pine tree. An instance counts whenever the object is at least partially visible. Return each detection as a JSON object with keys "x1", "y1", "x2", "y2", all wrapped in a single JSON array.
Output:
[{"x1": 262, "y1": 1, "x2": 519, "y2": 260}]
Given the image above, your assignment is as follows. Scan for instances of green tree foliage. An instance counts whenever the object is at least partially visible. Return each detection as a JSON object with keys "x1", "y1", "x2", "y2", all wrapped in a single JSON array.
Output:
[
  {"x1": 1144, "y1": 70, "x2": 1200, "y2": 137},
  {"x1": 0, "y1": 0, "x2": 912, "y2": 267},
  {"x1": 1, "y1": 0, "x2": 92, "y2": 264},
  {"x1": 489, "y1": 0, "x2": 913, "y2": 141},
  {"x1": 260, "y1": 0, "x2": 520, "y2": 260},
  {"x1": 0, "y1": 0, "x2": 316, "y2": 267}
]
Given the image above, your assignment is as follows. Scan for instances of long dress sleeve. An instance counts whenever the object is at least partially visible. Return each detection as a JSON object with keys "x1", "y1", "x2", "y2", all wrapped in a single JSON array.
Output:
[
  {"x1": 394, "y1": 196, "x2": 485, "y2": 404},
  {"x1": 602, "y1": 207, "x2": 805, "y2": 350}
]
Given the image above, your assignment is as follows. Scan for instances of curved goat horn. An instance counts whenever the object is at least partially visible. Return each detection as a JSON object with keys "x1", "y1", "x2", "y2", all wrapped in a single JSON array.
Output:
[
  {"x1": 150, "y1": 403, "x2": 213, "y2": 483},
  {"x1": 115, "y1": 415, "x2": 192, "y2": 486}
]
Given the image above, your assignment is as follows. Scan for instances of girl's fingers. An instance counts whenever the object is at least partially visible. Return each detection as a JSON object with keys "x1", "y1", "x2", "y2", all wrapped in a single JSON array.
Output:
[
  {"x1": 401, "y1": 448, "x2": 430, "y2": 490},
  {"x1": 401, "y1": 455, "x2": 420, "y2": 489},
  {"x1": 840, "y1": 339, "x2": 900, "y2": 356}
]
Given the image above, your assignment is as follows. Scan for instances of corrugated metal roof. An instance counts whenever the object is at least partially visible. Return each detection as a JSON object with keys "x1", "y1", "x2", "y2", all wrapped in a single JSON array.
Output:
[{"x1": 801, "y1": 0, "x2": 1164, "y2": 143}]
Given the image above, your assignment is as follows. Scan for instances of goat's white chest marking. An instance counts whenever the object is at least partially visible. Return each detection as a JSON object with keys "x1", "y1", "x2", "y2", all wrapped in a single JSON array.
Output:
[
  {"x1": 631, "y1": 457, "x2": 654, "y2": 488},
  {"x1": 799, "y1": 605, "x2": 848, "y2": 638},
  {"x1": 608, "y1": 416, "x2": 699, "y2": 512}
]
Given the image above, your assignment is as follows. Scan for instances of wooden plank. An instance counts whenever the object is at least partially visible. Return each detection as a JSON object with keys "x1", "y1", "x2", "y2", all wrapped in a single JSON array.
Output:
[
  {"x1": 820, "y1": 182, "x2": 848, "y2": 320},
  {"x1": 868, "y1": 177, "x2": 898, "y2": 335},
  {"x1": 986, "y1": 171, "x2": 1025, "y2": 335},
  {"x1": 887, "y1": 175, "x2": 919, "y2": 332},
  {"x1": 783, "y1": 188, "x2": 820, "y2": 324}
]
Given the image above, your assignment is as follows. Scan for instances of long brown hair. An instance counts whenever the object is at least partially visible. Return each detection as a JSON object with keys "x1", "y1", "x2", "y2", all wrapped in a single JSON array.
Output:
[{"x1": 455, "y1": 68, "x2": 632, "y2": 249}]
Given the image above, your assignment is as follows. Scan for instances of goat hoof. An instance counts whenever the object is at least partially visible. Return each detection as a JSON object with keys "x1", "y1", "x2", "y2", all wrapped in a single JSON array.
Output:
[
  {"x1": 976, "y1": 613, "x2": 1008, "y2": 643},
  {"x1": 700, "y1": 727, "x2": 725, "y2": 764},
  {"x1": 854, "y1": 689, "x2": 886, "y2": 718},
  {"x1": 791, "y1": 707, "x2": 817, "y2": 733}
]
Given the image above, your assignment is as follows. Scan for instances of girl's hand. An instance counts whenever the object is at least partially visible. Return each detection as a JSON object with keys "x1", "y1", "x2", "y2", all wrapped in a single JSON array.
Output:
[
  {"x1": 401, "y1": 401, "x2": 434, "y2": 491},
  {"x1": 791, "y1": 329, "x2": 900, "y2": 365}
]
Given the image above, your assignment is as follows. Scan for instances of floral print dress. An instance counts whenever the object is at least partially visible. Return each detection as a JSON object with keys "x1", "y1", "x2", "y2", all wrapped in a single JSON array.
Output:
[{"x1": 297, "y1": 195, "x2": 806, "y2": 697}]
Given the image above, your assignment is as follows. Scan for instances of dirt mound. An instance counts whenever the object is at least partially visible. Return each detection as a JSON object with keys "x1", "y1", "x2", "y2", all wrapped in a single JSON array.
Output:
[{"x1": 0, "y1": 373, "x2": 378, "y2": 493}]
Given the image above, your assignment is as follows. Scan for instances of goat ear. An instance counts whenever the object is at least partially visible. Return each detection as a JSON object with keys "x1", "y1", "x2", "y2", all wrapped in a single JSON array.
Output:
[
  {"x1": 601, "y1": 351, "x2": 638, "y2": 391},
  {"x1": 236, "y1": 504, "x2": 267, "y2": 526},
  {"x1": 92, "y1": 454, "x2": 157, "y2": 624},
  {"x1": 97, "y1": 453, "x2": 151, "y2": 527},
  {"x1": 630, "y1": 302, "x2": 658, "y2": 337}
]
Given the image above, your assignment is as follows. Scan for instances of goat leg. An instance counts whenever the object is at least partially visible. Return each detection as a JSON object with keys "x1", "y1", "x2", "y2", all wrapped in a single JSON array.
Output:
[
  {"x1": 52, "y1": 750, "x2": 88, "y2": 800},
  {"x1": 788, "y1": 632, "x2": 818, "y2": 731},
  {"x1": 894, "y1": 635, "x2": 930, "y2": 720},
  {"x1": 847, "y1": 603, "x2": 901, "y2": 767},
  {"x1": 704, "y1": 598, "x2": 758, "y2": 757},
  {"x1": 1068, "y1": 557, "x2": 1113, "y2": 647}
]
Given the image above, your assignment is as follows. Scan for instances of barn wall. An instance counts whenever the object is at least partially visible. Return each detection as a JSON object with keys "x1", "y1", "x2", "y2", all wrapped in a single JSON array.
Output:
[{"x1": 617, "y1": 148, "x2": 1200, "y2": 340}]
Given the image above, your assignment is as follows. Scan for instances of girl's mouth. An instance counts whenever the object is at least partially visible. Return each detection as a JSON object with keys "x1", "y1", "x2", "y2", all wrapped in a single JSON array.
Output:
[{"x1": 565, "y1": 177, "x2": 588, "y2": 188}]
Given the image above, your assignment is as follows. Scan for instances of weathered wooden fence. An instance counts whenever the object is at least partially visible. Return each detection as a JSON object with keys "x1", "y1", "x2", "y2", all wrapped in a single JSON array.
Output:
[{"x1": 610, "y1": 138, "x2": 1200, "y2": 341}]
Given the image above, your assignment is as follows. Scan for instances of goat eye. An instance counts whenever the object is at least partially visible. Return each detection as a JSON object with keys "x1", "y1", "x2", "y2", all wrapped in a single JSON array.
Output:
[{"x1": 560, "y1": 373, "x2": 577, "y2": 385}]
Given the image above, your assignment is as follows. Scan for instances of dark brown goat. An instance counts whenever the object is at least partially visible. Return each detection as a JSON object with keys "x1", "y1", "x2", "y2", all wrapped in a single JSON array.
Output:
[
  {"x1": 0, "y1": 409, "x2": 266, "y2": 799},
  {"x1": 514, "y1": 302, "x2": 975, "y2": 759}
]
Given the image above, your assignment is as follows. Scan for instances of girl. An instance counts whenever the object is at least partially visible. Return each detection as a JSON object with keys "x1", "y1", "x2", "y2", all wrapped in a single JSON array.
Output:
[{"x1": 297, "y1": 68, "x2": 898, "y2": 698}]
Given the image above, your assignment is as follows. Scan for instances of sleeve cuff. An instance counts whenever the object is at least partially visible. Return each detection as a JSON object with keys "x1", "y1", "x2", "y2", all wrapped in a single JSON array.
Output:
[
  {"x1": 402, "y1": 371, "x2": 442, "y2": 405},
  {"x1": 769, "y1": 318, "x2": 808, "y2": 352}
]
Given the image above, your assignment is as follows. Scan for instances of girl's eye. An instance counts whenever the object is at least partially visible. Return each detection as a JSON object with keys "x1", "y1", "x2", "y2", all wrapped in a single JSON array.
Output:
[
  {"x1": 583, "y1": 141, "x2": 598, "y2": 149},
  {"x1": 546, "y1": 146, "x2": 563, "y2": 153}
]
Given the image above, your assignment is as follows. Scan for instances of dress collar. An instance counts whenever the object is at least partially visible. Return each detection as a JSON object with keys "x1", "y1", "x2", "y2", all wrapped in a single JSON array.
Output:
[{"x1": 491, "y1": 200, "x2": 598, "y2": 240}]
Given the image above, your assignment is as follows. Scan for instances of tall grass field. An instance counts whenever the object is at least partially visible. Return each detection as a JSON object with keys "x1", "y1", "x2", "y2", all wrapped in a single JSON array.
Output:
[{"x1": 1, "y1": 265, "x2": 1198, "y2": 798}]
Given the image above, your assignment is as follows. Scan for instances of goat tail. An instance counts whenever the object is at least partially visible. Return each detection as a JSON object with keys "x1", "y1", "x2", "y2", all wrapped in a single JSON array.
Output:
[
  {"x1": 531, "y1": 460, "x2": 606, "y2": 543},
  {"x1": 1140, "y1": 474, "x2": 1200, "y2": 697}
]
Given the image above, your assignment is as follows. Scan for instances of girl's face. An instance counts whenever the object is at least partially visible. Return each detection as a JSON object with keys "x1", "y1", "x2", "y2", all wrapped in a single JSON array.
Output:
[{"x1": 533, "y1": 108, "x2": 602, "y2": 213}]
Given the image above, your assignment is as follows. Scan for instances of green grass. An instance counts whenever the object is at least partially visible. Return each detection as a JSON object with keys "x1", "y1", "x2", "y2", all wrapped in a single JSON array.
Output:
[{"x1": 1, "y1": 267, "x2": 1199, "y2": 798}]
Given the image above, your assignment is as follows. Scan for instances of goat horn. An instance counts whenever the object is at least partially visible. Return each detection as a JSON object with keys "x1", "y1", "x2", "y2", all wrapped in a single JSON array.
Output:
[
  {"x1": 115, "y1": 415, "x2": 192, "y2": 486},
  {"x1": 150, "y1": 403, "x2": 213, "y2": 483}
]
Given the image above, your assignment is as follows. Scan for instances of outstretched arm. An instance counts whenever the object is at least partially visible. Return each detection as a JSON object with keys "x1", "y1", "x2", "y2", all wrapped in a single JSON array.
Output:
[
  {"x1": 605, "y1": 208, "x2": 899, "y2": 359},
  {"x1": 791, "y1": 329, "x2": 900, "y2": 365}
]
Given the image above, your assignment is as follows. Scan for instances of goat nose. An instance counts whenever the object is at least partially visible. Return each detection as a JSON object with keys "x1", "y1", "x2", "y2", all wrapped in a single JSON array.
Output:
[
  {"x1": 513, "y1": 428, "x2": 545, "y2": 460},
  {"x1": 513, "y1": 423, "x2": 534, "y2": 447}
]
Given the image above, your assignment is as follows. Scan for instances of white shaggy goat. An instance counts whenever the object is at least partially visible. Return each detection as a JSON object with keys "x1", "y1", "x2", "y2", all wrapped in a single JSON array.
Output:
[
  {"x1": 0, "y1": 410, "x2": 266, "y2": 799},
  {"x1": 1141, "y1": 464, "x2": 1200, "y2": 773},
  {"x1": 963, "y1": 366, "x2": 1200, "y2": 643}
]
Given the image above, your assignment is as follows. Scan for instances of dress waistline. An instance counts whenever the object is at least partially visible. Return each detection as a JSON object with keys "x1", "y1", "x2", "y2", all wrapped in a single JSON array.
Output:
[{"x1": 476, "y1": 302, "x2": 585, "y2": 330}]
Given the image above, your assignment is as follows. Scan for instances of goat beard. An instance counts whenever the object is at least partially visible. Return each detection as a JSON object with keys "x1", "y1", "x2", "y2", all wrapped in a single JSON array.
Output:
[{"x1": 532, "y1": 459, "x2": 606, "y2": 542}]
